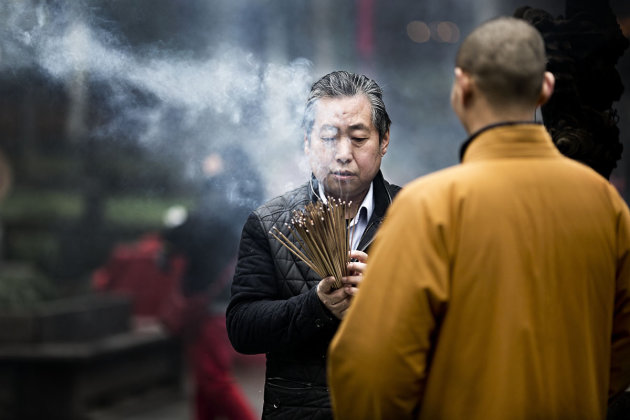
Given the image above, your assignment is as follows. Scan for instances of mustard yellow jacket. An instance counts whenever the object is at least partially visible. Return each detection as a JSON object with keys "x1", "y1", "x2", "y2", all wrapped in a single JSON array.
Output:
[{"x1": 328, "y1": 124, "x2": 630, "y2": 420}]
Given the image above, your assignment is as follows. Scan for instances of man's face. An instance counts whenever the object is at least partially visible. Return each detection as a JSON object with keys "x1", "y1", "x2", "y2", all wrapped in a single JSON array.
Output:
[{"x1": 305, "y1": 95, "x2": 389, "y2": 204}]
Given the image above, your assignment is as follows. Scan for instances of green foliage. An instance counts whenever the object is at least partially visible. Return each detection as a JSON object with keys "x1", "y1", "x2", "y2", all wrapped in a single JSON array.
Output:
[
  {"x1": 0, "y1": 189, "x2": 83, "y2": 221},
  {"x1": 0, "y1": 263, "x2": 58, "y2": 309},
  {"x1": 0, "y1": 187, "x2": 193, "y2": 305},
  {"x1": 105, "y1": 195, "x2": 194, "y2": 227},
  {"x1": 0, "y1": 188, "x2": 193, "y2": 228}
]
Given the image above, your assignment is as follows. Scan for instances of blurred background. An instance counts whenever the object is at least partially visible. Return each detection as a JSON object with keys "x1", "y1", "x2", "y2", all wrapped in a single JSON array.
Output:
[{"x1": 0, "y1": 0, "x2": 628, "y2": 419}]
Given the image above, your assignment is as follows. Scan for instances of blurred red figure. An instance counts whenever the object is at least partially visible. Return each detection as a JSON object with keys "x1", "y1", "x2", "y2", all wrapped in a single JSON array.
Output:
[
  {"x1": 160, "y1": 145, "x2": 264, "y2": 419},
  {"x1": 184, "y1": 260, "x2": 257, "y2": 420},
  {"x1": 95, "y1": 144, "x2": 263, "y2": 419},
  {"x1": 93, "y1": 231, "x2": 257, "y2": 420},
  {"x1": 92, "y1": 233, "x2": 185, "y2": 319}
]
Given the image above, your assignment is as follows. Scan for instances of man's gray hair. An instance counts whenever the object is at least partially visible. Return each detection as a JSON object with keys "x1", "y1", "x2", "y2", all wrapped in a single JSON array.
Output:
[{"x1": 302, "y1": 71, "x2": 391, "y2": 142}]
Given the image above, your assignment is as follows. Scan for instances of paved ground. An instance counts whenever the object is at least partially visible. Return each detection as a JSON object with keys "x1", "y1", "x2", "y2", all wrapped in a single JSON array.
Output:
[
  {"x1": 89, "y1": 357, "x2": 266, "y2": 420},
  {"x1": 86, "y1": 363, "x2": 630, "y2": 419}
]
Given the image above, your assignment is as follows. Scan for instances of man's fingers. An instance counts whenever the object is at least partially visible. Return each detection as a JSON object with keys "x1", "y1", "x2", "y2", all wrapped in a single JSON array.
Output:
[
  {"x1": 333, "y1": 298, "x2": 350, "y2": 312},
  {"x1": 347, "y1": 261, "x2": 366, "y2": 275},
  {"x1": 349, "y1": 249, "x2": 368, "y2": 263},
  {"x1": 344, "y1": 286, "x2": 359, "y2": 296},
  {"x1": 342, "y1": 274, "x2": 362, "y2": 287},
  {"x1": 317, "y1": 277, "x2": 355, "y2": 319},
  {"x1": 330, "y1": 295, "x2": 351, "y2": 306},
  {"x1": 318, "y1": 276, "x2": 337, "y2": 294}
]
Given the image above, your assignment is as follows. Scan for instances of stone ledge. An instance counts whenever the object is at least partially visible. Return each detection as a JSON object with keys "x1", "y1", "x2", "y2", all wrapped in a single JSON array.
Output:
[{"x1": 0, "y1": 326, "x2": 183, "y2": 420}]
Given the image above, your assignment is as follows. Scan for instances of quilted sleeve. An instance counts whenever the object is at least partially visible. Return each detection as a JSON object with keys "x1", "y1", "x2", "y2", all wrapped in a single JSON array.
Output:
[{"x1": 226, "y1": 212, "x2": 340, "y2": 355}]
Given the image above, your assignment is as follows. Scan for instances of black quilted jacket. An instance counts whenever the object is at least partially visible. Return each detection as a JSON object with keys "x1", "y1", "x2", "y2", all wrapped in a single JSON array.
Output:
[{"x1": 226, "y1": 171, "x2": 401, "y2": 419}]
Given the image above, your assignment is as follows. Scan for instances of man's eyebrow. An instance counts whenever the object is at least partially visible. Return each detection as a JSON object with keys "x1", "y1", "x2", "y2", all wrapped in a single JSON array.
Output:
[
  {"x1": 349, "y1": 123, "x2": 370, "y2": 131},
  {"x1": 320, "y1": 124, "x2": 338, "y2": 132}
]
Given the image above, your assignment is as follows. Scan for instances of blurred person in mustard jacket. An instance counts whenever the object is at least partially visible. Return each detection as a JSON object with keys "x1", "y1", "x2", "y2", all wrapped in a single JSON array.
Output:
[{"x1": 328, "y1": 16, "x2": 630, "y2": 420}]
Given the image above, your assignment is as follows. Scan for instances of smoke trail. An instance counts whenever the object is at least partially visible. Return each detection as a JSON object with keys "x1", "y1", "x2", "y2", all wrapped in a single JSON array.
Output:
[{"x1": 0, "y1": 0, "x2": 314, "y2": 197}]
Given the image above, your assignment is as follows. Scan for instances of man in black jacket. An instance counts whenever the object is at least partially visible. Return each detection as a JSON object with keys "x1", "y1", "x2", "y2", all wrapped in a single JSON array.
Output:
[{"x1": 226, "y1": 70, "x2": 401, "y2": 419}]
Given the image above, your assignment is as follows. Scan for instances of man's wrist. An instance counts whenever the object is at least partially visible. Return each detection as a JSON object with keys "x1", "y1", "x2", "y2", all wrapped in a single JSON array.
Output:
[{"x1": 311, "y1": 286, "x2": 336, "y2": 320}]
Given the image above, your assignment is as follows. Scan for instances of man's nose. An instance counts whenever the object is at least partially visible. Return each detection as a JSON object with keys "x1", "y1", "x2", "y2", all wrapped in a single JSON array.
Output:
[{"x1": 335, "y1": 138, "x2": 353, "y2": 163}]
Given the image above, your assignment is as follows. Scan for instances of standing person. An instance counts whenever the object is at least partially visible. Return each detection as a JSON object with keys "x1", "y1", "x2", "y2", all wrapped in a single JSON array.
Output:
[
  {"x1": 328, "y1": 17, "x2": 630, "y2": 420},
  {"x1": 163, "y1": 145, "x2": 264, "y2": 420},
  {"x1": 226, "y1": 70, "x2": 401, "y2": 419}
]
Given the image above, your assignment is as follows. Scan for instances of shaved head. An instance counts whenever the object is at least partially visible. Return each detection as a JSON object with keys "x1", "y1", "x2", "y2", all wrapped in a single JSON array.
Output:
[{"x1": 456, "y1": 17, "x2": 546, "y2": 108}]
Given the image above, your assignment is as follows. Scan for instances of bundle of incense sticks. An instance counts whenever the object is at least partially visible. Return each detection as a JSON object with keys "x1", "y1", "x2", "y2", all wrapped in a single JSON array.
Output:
[{"x1": 270, "y1": 197, "x2": 356, "y2": 289}]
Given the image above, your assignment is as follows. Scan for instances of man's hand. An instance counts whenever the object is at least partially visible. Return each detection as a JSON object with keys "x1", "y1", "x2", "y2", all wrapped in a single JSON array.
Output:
[
  {"x1": 317, "y1": 276, "x2": 351, "y2": 320},
  {"x1": 317, "y1": 250, "x2": 368, "y2": 319},
  {"x1": 344, "y1": 250, "x2": 367, "y2": 297}
]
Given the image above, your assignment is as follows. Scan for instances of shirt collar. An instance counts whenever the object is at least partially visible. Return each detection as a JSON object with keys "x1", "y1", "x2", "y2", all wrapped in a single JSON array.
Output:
[{"x1": 317, "y1": 182, "x2": 374, "y2": 226}]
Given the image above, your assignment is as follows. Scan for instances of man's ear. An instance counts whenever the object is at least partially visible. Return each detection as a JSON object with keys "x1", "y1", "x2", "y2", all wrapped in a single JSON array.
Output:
[
  {"x1": 452, "y1": 67, "x2": 473, "y2": 108},
  {"x1": 380, "y1": 130, "x2": 390, "y2": 156},
  {"x1": 537, "y1": 71, "x2": 555, "y2": 107},
  {"x1": 303, "y1": 132, "x2": 310, "y2": 154}
]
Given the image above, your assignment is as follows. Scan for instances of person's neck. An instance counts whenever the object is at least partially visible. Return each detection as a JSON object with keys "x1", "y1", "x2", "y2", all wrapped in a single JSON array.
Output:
[
  {"x1": 463, "y1": 105, "x2": 536, "y2": 136},
  {"x1": 328, "y1": 192, "x2": 366, "y2": 220},
  {"x1": 344, "y1": 199, "x2": 362, "y2": 220},
  {"x1": 318, "y1": 180, "x2": 370, "y2": 220}
]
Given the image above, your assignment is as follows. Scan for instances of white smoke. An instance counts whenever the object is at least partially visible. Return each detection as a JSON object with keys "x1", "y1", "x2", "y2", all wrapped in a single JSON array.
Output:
[{"x1": 0, "y1": 0, "x2": 313, "y2": 198}]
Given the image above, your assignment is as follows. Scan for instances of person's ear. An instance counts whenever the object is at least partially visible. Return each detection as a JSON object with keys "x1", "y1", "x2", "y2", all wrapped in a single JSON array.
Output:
[
  {"x1": 380, "y1": 130, "x2": 390, "y2": 156},
  {"x1": 537, "y1": 71, "x2": 555, "y2": 107},
  {"x1": 304, "y1": 132, "x2": 310, "y2": 155},
  {"x1": 452, "y1": 67, "x2": 473, "y2": 109}
]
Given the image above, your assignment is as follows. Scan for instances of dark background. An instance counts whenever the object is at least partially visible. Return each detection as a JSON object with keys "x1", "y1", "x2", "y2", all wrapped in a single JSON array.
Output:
[{"x1": 0, "y1": 0, "x2": 628, "y2": 301}]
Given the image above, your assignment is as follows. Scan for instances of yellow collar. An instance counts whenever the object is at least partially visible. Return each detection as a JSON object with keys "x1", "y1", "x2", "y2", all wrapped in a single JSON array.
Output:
[{"x1": 462, "y1": 123, "x2": 561, "y2": 163}]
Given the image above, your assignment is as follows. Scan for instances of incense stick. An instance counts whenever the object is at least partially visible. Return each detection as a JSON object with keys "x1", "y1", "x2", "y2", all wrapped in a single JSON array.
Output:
[{"x1": 270, "y1": 197, "x2": 354, "y2": 289}]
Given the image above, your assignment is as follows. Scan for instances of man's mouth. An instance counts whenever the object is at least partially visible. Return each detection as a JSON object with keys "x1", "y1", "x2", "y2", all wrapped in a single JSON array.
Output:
[{"x1": 330, "y1": 171, "x2": 355, "y2": 180}]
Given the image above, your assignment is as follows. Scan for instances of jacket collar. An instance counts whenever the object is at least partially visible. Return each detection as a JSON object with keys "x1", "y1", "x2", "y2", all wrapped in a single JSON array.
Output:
[{"x1": 460, "y1": 122, "x2": 561, "y2": 163}]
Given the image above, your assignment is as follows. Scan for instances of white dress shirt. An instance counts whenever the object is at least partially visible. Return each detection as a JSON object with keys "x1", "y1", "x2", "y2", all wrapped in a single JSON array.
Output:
[{"x1": 318, "y1": 182, "x2": 374, "y2": 251}]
